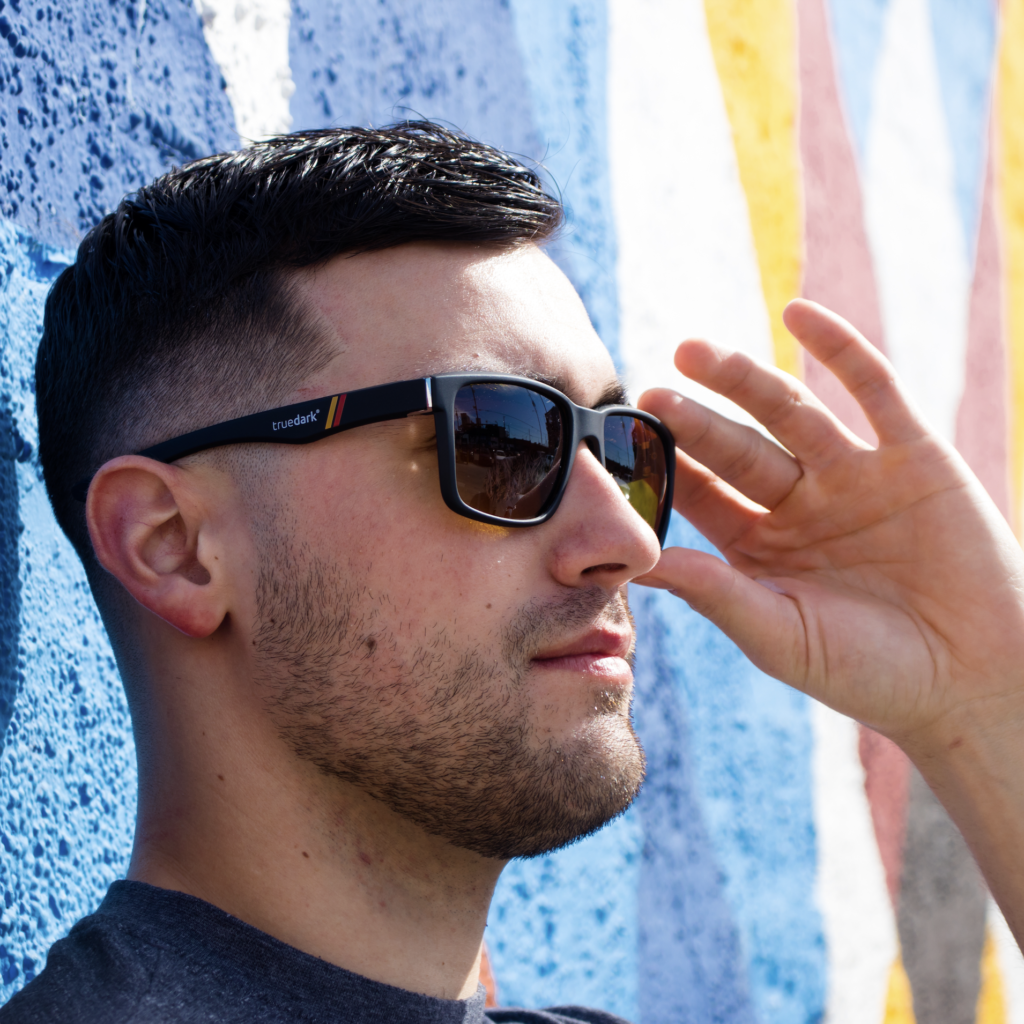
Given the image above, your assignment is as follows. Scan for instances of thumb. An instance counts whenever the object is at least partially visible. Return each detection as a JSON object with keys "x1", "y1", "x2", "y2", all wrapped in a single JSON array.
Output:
[{"x1": 635, "y1": 547, "x2": 809, "y2": 686}]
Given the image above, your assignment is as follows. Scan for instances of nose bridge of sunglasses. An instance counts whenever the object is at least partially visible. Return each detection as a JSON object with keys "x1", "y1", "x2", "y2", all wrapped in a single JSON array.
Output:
[{"x1": 574, "y1": 406, "x2": 606, "y2": 464}]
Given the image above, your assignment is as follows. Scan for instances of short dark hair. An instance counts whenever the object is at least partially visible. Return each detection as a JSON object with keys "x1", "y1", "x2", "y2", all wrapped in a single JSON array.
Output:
[{"x1": 36, "y1": 122, "x2": 563, "y2": 559}]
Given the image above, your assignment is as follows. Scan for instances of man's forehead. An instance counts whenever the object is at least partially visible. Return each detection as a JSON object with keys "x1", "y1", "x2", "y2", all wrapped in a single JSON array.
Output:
[{"x1": 295, "y1": 241, "x2": 623, "y2": 407}]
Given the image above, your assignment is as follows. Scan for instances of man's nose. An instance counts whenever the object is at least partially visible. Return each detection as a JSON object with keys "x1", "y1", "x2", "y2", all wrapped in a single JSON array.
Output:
[{"x1": 547, "y1": 442, "x2": 664, "y2": 589}]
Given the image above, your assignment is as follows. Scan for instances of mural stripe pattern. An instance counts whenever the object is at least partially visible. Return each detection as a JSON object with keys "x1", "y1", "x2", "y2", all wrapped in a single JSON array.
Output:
[
  {"x1": 609, "y1": 0, "x2": 774, "y2": 426},
  {"x1": 978, "y1": 932, "x2": 1007, "y2": 1024},
  {"x1": 811, "y1": 703, "x2": 897, "y2": 1024},
  {"x1": 825, "y1": 0, "x2": 892, "y2": 162},
  {"x1": 999, "y1": 0, "x2": 1024, "y2": 535},
  {"x1": 796, "y1": 0, "x2": 888, "y2": 442},
  {"x1": 3, "y1": 3, "x2": 1024, "y2": 1022},
  {"x1": 704, "y1": 0, "x2": 804, "y2": 378},
  {"x1": 613, "y1": 2, "x2": 825, "y2": 1020},
  {"x1": 862, "y1": 0, "x2": 970, "y2": 445},
  {"x1": 884, "y1": 958, "x2": 915, "y2": 1024},
  {"x1": 990, "y1": 900, "x2": 1024, "y2": 1024},
  {"x1": 198, "y1": 0, "x2": 294, "y2": 141},
  {"x1": 505, "y1": 0, "x2": 621, "y2": 359},
  {"x1": 957, "y1": 135, "x2": 1010, "y2": 519},
  {"x1": 783, "y1": 13, "x2": 916, "y2": 1015}
]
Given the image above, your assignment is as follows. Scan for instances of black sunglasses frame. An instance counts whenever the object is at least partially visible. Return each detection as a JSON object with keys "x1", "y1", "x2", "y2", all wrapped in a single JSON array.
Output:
[
  {"x1": 73, "y1": 373, "x2": 676, "y2": 546},
  {"x1": 431, "y1": 375, "x2": 675, "y2": 544}
]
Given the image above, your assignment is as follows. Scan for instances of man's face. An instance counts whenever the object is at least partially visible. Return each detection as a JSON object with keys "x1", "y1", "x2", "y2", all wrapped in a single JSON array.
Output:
[{"x1": 235, "y1": 242, "x2": 663, "y2": 859}]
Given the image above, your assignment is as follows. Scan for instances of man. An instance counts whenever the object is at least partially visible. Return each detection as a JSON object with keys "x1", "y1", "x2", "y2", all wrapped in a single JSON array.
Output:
[{"x1": 4, "y1": 122, "x2": 1024, "y2": 1022}]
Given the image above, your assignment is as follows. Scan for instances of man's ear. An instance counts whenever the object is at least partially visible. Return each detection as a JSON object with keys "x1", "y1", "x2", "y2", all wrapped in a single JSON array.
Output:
[{"x1": 85, "y1": 455, "x2": 231, "y2": 638}]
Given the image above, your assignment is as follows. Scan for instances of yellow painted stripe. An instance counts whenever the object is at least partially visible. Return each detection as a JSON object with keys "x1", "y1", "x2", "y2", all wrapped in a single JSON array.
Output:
[
  {"x1": 325, "y1": 395, "x2": 338, "y2": 431},
  {"x1": 997, "y1": 0, "x2": 1024, "y2": 535},
  {"x1": 704, "y1": 0, "x2": 803, "y2": 377},
  {"x1": 976, "y1": 930, "x2": 1007, "y2": 1024},
  {"x1": 883, "y1": 954, "x2": 916, "y2": 1024}
]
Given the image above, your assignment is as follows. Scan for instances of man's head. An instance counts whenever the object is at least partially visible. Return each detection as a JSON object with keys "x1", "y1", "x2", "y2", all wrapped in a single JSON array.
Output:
[
  {"x1": 37, "y1": 123, "x2": 563, "y2": 555},
  {"x1": 35, "y1": 125, "x2": 663, "y2": 861}
]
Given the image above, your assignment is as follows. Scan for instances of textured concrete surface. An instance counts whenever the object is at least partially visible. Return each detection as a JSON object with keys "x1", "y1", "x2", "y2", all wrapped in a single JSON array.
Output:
[
  {"x1": 0, "y1": 374, "x2": 19, "y2": 754},
  {"x1": 0, "y1": 220, "x2": 136, "y2": 994},
  {"x1": 0, "y1": 0, "x2": 234, "y2": 247}
]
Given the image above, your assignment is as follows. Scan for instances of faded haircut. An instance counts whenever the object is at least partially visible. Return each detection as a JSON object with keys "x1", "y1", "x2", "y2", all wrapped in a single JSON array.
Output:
[{"x1": 35, "y1": 122, "x2": 563, "y2": 562}]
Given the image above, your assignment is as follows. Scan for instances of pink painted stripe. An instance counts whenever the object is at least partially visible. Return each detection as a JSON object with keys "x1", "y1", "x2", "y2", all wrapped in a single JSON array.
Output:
[
  {"x1": 798, "y1": 0, "x2": 910, "y2": 910},
  {"x1": 797, "y1": 0, "x2": 888, "y2": 445},
  {"x1": 858, "y1": 726, "x2": 909, "y2": 908},
  {"x1": 955, "y1": 131, "x2": 1010, "y2": 520}
]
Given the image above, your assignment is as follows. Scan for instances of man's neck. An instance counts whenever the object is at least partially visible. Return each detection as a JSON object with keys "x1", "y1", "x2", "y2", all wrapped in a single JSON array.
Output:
[{"x1": 126, "y1": 659, "x2": 504, "y2": 1000}]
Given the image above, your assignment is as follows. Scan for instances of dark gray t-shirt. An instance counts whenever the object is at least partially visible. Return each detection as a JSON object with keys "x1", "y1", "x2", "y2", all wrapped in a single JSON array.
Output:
[{"x1": 0, "y1": 881, "x2": 629, "y2": 1024}]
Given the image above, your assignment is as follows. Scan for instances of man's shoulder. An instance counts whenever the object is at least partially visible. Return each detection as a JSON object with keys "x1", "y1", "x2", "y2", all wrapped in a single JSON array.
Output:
[
  {"x1": 487, "y1": 1008, "x2": 632, "y2": 1024},
  {"x1": 1, "y1": 883, "x2": 636, "y2": 1024},
  {"x1": 0, "y1": 911, "x2": 159, "y2": 1023}
]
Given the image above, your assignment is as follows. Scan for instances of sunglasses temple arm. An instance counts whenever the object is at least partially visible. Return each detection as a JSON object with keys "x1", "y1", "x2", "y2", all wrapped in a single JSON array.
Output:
[{"x1": 70, "y1": 378, "x2": 432, "y2": 503}]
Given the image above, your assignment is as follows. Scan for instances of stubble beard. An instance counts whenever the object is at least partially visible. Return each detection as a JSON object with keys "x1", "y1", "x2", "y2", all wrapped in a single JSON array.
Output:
[{"x1": 251, "y1": 544, "x2": 646, "y2": 860}]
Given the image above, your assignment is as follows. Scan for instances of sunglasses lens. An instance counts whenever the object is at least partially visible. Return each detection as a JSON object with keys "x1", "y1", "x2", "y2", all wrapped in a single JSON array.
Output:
[
  {"x1": 453, "y1": 384, "x2": 564, "y2": 520},
  {"x1": 604, "y1": 415, "x2": 668, "y2": 531}
]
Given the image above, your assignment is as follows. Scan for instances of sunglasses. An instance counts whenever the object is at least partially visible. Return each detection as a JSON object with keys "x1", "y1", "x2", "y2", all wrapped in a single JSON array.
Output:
[{"x1": 74, "y1": 374, "x2": 676, "y2": 546}]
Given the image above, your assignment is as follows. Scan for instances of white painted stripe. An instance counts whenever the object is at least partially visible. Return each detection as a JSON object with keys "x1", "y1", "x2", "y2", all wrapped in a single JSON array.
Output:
[
  {"x1": 812, "y1": 703, "x2": 896, "y2": 1024},
  {"x1": 989, "y1": 898, "x2": 1024, "y2": 1024},
  {"x1": 197, "y1": 0, "x2": 295, "y2": 142},
  {"x1": 861, "y1": 0, "x2": 969, "y2": 443},
  {"x1": 607, "y1": 0, "x2": 774, "y2": 427}
]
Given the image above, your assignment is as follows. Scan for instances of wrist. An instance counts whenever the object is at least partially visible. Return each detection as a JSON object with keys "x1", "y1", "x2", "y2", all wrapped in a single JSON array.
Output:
[
  {"x1": 894, "y1": 686, "x2": 1024, "y2": 778},
  {"x1": 892, "y1": 689, "x2": 1024, "y2": 945}
]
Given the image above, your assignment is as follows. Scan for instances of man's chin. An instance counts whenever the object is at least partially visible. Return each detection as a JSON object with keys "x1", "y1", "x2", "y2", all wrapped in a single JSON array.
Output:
[{"x1": 424, "y1": 728, "x2": 647, "y2": 861}]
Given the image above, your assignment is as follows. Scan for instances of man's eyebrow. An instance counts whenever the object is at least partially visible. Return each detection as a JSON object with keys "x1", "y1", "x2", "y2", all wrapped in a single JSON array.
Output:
[
  {"x1": 595, "y1": 378, "x2": 629, "y2": 407},
  {"x1": 515, "y1": 371, "x2": 629, "y2": 408}
]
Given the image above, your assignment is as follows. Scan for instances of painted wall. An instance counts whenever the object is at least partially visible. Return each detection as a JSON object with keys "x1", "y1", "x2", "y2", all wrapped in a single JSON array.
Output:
[{"x1": 1, "y1": 1, "x2": 1022, "y2": 1022}]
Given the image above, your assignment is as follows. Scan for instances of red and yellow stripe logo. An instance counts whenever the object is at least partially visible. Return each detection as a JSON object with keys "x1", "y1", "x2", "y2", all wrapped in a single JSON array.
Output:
[{"x1": 324, "y1": 394, "x2": 346, "y2": 430}]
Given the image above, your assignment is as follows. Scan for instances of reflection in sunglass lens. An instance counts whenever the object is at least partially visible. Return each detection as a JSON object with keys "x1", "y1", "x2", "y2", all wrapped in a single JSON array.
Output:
[
  {"x1": 453, "y1": 384, "x2": 564, "y2": 520},
  {"x1": 604, "y1": 415, "x2": 667, "y2": 531}
]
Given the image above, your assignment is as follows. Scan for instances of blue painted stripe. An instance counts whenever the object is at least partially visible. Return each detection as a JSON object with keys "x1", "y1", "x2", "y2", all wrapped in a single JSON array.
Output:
[
  {"x1": 826, "y1": 0, "x2": 893, "y2": 160},
  {"x1": 488, "y1": 811, "x2": 642, "y2": 1019},
  {"x1": 288, "y1": 0, "x2": 539, "y2": 182},
  {"x1": 631, "y1": 514, "x2": 825, "y2": 1024},
  {"x1": 506, "y1": 0, "x2": 620, "y2": 361},
  {"x1": 631, "y1": 581, "x2": 759, "y2": 1024},
  {"x1": 927, "y1": 0, "x2": 998, "y2": 261}
]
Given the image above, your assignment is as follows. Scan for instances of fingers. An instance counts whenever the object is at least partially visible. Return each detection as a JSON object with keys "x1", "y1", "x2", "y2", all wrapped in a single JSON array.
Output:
[
  {"x1": 634, "y1": 547, "x2": 807, "y2": 685},
  {"x1": 674, "y1": 338, "x2": 867, "y2": 469},
  {"x1": 639, "y1": 387, "x2": 802, "y2": 509},
  {"x1": 669, "y1": 448, "x2": 766, "y2": 551},
  {"x1": 783, "y1": 299, "x2": 927, "y2": 445}
]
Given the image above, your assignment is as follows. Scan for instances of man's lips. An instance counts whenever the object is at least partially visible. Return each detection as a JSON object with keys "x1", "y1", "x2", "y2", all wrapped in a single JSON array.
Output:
[{"x1": 530, "y1": 628, "x2": 633, "y2": 677}]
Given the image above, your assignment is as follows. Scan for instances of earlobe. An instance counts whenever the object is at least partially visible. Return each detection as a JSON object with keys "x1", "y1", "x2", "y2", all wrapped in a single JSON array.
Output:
[{"x1": 86, "y1": 456, "x2": 229, "y2": 638}]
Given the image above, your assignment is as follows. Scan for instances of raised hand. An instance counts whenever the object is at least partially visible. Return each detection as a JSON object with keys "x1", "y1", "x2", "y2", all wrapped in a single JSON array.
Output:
[{"x1": 636, "y1": 299, "x2": 1024, "y2": 939}]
